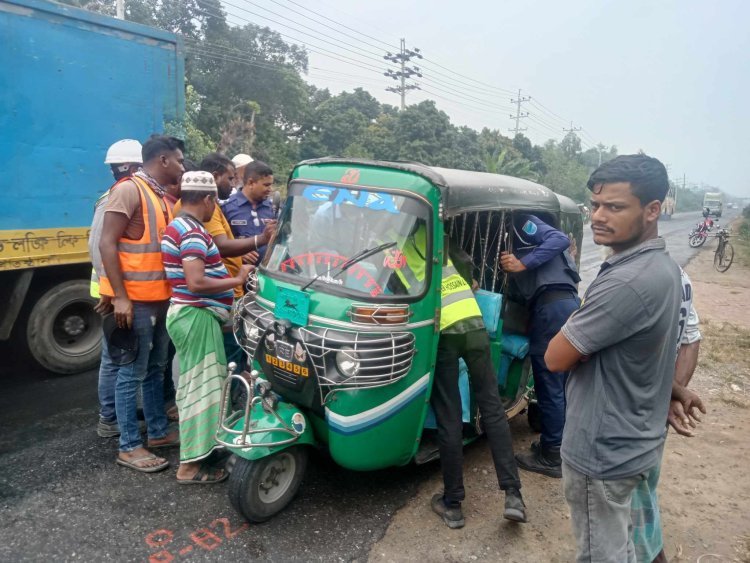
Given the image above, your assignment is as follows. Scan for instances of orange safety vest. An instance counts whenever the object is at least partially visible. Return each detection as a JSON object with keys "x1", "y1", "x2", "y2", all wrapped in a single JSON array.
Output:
[{"x1": 99, "y1": 176, "x2": 173, "y2": 301}]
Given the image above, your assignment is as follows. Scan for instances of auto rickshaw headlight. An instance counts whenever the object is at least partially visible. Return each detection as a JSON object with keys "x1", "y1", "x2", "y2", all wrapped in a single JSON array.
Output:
[
  {"x1": 336, "y1": 347, "x2": 361, "y2": 377},
  {"x1": 245, "y1": 322, "x2": 260, "y2": 341}
]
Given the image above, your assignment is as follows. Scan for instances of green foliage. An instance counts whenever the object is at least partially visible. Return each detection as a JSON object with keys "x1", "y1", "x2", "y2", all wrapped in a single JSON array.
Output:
[
  {"x1": 675, "y1": 186, "x2": 705, "y2": 212},
  {"x1": 165, "y1": 84, "x2": 216, "y2": 160}
]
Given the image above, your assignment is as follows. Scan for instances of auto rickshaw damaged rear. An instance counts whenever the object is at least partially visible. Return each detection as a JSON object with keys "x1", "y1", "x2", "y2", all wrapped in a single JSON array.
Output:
[{"x1": 217, "y1": 158, "x2": 583, "y2": 523}]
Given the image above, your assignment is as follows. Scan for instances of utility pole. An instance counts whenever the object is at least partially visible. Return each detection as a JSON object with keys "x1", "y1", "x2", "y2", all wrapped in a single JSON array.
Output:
[
  {"x1": 563, "y1": 121, "x2": 582, "y2": 135},
  {"x1": 384, "y1": 38, "x2": 422, "y2": 110},
  {"x1": 116, "y1": 0, "x2": 124, "y2": 19},
  {"x1": 596, "y1": 143, "x2": 608, "y2": 166},
  {"x1": 508, "y1": 89, "x2": 530, "y2": 136}
]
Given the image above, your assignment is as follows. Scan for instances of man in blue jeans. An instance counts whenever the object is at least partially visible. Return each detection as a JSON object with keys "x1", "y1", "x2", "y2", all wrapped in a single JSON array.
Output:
[
  {"x1": 89, "y1": 139, "x2": 143, "y2": 438},
  {"x1": 99, "y1": 135, "x2": 184, "y2": 472},
  {"x1": 501, "y1": 214, "x2": 580, "y2": 478}
]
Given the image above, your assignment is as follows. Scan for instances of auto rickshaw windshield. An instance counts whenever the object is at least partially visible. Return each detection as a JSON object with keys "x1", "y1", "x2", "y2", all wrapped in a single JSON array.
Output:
[{"x1": 264, "y1": 182, "x2": 432, "y2": 299}]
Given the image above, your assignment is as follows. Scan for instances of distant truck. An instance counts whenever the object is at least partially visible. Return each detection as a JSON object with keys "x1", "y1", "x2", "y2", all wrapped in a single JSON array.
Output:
[
  {"x1": 0, "y1": 0, "x2": 184, "y2": 374},
  {"x1": 703, "y1": 192, "x2": 724, "y2": 217}
]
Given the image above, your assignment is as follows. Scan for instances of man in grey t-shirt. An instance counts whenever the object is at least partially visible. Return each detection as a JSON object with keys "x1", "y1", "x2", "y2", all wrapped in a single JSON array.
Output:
[{"x1": 545, "y1": 154, "x2": 681, "y2": 563}]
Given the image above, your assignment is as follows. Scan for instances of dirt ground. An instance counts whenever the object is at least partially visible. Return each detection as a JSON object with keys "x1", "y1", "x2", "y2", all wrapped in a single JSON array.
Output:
[{"x1": 368, "y1": 230, "x2": 750, "y2": 563}]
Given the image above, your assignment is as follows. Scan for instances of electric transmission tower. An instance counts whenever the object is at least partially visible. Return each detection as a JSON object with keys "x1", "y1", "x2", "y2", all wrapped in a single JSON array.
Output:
[
  {"x1": 384, "y1": 38, "x2": 422, "y2": 110},
  {"x1": 509, "y1": 89, "x2": 530, "y2": 136},
  {"x1": 563, "y1": 121, "x2": 582, "y2": 135}
]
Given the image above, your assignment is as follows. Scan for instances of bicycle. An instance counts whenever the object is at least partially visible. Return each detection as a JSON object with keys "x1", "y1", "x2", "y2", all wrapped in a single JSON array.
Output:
[{"x1": 713, "y1": 228, "x2": 734, "y2": 272}]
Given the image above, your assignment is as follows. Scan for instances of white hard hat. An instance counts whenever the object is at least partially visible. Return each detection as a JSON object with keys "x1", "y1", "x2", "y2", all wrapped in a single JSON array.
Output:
[
  {"x1": 232, "y1": 153, "x2": 253, "y2": 167},
  {"x1": 104, "y1": 139, "x2": 143, "y2": 164}
]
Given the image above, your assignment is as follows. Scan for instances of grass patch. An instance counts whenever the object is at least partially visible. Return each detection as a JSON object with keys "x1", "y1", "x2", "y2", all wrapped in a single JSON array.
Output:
[
  {"x1": 699, "y1": 319, "x2": 750, "y2": 365},
  {"x1": 697, "y1": 319, "x2": 750, "y2": 395},
  {"x1": 735, "y1": 218, "x2": 750, "y2": 268}
]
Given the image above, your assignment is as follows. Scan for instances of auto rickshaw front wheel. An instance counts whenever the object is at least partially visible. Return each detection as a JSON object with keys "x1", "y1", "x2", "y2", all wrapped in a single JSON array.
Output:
[{"x1": 228, "y1": 446, "x2": 308, "y2": 522}]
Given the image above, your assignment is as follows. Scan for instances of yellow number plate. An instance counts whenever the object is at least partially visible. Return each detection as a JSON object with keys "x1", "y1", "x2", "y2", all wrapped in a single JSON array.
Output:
[{"x1": 265, "y1": 354, "x2": 309, "y2": 377}]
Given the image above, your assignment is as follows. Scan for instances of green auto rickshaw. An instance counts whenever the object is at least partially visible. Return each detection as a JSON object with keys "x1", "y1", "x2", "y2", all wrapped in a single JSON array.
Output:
[{"x1": 216, "y1": 158, "x2": 583, "y2": 522}]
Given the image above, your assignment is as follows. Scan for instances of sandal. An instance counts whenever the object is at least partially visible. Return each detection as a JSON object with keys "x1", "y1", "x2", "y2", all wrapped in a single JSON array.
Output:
[
  {"x1": 177, "y1": 466, "x2": 228, "y2": 486},
  {"x1": 116, "y1": 454, "x2": 169, "y2": 473}
]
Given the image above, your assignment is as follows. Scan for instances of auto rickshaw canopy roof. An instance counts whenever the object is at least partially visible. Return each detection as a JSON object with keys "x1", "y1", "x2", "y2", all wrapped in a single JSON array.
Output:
[{"x1": 295, "y1": 158, "x2": 580, "y2": 218}]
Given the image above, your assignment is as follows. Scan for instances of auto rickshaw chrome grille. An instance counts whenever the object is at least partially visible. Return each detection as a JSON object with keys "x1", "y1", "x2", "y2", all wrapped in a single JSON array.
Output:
[{"x1": 298, "y1": 327, "x2": 416, "y2": 389}]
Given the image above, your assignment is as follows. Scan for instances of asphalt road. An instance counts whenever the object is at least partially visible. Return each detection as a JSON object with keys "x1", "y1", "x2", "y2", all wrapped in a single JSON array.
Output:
[{"x1": 0, "y1": 208, "x2": 737, "y2": 562}]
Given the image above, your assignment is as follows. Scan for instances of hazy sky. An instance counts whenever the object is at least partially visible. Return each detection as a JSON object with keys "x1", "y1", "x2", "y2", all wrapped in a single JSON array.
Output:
[{"x1": 224, "y1": 0, "x2": 750, "y2": 197}]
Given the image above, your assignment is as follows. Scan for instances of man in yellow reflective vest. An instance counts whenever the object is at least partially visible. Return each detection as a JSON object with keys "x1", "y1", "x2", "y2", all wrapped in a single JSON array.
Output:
[
  {"x1": 396, "y1": 224, "x2": 527, "y2": 528},
  {"x1": 89, "y1": 139, "x2": 143, "y2": 439}
]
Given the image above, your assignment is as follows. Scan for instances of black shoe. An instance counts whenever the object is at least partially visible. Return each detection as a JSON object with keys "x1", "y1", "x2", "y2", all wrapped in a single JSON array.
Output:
[
  {"x1": 431, "y1": 494, "x2": 465, "y2": 529},
  {"x1": 503, "y1": 488, "x2": 527, "y2": 523},
  {"x1": 516, "y1": 444, "x2": 562, "y2": 479}
]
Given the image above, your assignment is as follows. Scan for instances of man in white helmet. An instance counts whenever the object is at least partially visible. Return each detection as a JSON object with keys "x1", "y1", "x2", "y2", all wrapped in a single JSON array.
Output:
[
  {"x1": 89, "y1": 139, "x2": 142, "y2": 438},
  {"x1": 230, "y1": 153, "x2": 253, "y2": 194}
]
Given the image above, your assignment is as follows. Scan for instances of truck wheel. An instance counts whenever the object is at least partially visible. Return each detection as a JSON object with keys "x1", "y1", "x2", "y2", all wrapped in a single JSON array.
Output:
[
  {"x1": 26, "y1": 280, "x2": 101, "y2": 374},
  {"x1": 228, "y1": 446, "x2": 308, "y2": 522}
]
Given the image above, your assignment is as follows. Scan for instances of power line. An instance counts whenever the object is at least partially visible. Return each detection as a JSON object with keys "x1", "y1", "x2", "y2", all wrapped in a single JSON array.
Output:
[
  {"x1": 274, "y1": 0, "x2": 399, "y2": 50},
  {"x1": 263, "y1": 0, "x2": 398, "y2": 53},
  {"x1": 231, "y1": 0, "x2": 388, "y2": 60},
  {"x1": 220, "y1": 0, "x2": 395, "y2": 71},
  {"x1": 193, "y1": 4, "x2": 392, "y2": 74}
]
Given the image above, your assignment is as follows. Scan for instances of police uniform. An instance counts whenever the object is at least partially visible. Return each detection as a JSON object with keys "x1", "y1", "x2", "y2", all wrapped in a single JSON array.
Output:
[
  {"x1": 397, "y1": 226, "x2": 522, "y2": 508},
  {"x1": 220, "y1": 191, "x2": 275, "y2": 261},
  {"x1": 508, "y1": 214, "x2": 580, "y2": 472}
]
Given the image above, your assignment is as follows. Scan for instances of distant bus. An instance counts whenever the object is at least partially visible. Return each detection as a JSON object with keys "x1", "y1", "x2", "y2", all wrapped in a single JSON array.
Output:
[{"x1": 703, "y1": 192, "x2": 723, "y2": 217}]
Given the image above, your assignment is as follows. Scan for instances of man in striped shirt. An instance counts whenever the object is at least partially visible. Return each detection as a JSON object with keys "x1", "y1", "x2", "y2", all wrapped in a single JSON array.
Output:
[{"x1": 161, "y1": 172, "x2": 252, "y2": 484}]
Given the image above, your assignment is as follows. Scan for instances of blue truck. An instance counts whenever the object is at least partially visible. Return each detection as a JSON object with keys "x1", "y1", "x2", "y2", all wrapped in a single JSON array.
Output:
[{"x1": 0, "y1": 0, "x2": 185, "y2": 373}]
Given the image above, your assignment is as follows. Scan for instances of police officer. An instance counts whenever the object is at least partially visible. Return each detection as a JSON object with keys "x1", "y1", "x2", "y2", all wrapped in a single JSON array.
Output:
[
  {"x1": 397, "y1": 224, "x2": 527, "y2": 528},
  {"x1": 501, "y1": 214, "x2": 580, "y2": 478},
  {"x1": 221, "y1": 160, "x2": 277, "y2": 263}
]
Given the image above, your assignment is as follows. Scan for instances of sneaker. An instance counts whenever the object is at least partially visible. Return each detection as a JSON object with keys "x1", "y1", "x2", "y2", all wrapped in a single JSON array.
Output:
[
  {"x1": 516, "y1": 444, "x2": 562, "y2": 479},
  {"x1": 431, "y1": 494, "x2": 465, "y2": 529},
  {"x1": 97, "y1": 418, "x2": 120, "y2": 438},
  {"x1": 503, "y1": 488, "x2": 527, "y2": 523}
]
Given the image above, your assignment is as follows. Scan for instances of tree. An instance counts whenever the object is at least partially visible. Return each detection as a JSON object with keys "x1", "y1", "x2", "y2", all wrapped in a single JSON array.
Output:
[
  {"x1": 560, "y1": 131, "x2": 582, "y2": 159},
  {"x1": 164, "y1": 84, "x2": 216, "y2": 160},
  {"x1": 489, "y1": 148, "x2": 538, "y2": 181}
]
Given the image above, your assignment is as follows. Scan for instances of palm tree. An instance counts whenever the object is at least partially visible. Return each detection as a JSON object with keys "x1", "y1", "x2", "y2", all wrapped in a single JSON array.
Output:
[{"x1": 485, "y1": 147, "x2": 538, "y2": 181}]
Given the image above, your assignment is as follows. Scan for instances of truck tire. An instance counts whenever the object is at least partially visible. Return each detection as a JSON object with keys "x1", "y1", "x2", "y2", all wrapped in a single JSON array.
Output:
[{"x1": 26, "y1": 280, "x2": 101, "y2": 374}]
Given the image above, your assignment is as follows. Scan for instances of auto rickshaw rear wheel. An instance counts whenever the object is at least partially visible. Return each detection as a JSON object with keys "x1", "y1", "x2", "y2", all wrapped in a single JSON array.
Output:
[
  {"x1": 228, "y1": 446, "x2": 308, "y2": 522},
  {"x1": 527, "y1": 401, "x2": 543, "y2": 433}
]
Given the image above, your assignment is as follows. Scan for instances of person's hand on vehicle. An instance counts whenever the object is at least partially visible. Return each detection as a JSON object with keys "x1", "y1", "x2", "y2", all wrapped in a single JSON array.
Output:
[
  {"x1": 112, "y1": 295, "x2": 133, "y2": 329},
  {"x1": 237, "y1": 263, "x2": 254, "y2": 283},
  {"x1": 471, "y1": 279, "x2": 479, "y2": 291},
  {"x1": 500, "y1": 251, "x2": 527, "y2": 272},
  {"x1": 260, "y1": 220, "x2": 278, "y2": 245},
  {"x1": 242, "y1": 250, "x2": 260, "y2": 265},
  {"x1": 94, "y1": 295, "x2": 113, "y2": 315}
]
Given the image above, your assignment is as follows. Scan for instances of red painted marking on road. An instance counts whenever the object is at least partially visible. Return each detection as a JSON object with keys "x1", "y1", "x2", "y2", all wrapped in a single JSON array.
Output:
[
  {"x1": 148, "y1": 550, "x2": 174, "y2": 563},
  {"x1": 211, "y1": 517, "x2": 249, "y2": 539},
  {"x1": 190, "y1": 528, "x2": 222, "y2": 551},
  {"x1": 145, "y1": 529, "x2": 174, "y2": 548},
  {"x1": 179, "y1": 546, "x2": 193, "y2": 555}
]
